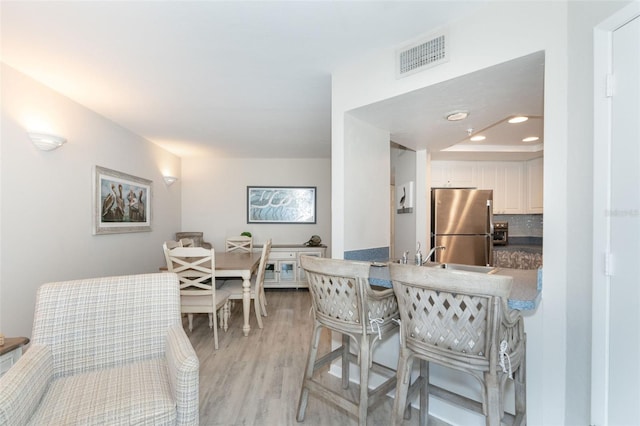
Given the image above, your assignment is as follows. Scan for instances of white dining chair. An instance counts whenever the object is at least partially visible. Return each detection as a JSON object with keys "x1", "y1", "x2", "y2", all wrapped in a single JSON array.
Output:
[
  {"x1": 225, "y1": 236, "x2": 253, "y2": 253},
  {"x1": 163, "y1": 245, "x2": 230, "y2": 349},
  {"x1": 222, "y1": 239, "x2": 272, "y2": 328}
]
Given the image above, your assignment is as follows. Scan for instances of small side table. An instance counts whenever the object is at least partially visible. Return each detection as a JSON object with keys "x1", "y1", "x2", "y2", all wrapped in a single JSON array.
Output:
[{"x1": 0, "y1": 336, "x2": 29, "y2": 377}]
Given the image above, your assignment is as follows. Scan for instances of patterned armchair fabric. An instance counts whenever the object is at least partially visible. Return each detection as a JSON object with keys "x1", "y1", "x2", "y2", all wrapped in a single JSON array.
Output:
[{"x1": 0, "y1": 273, "x2": 199, "y2": 425}]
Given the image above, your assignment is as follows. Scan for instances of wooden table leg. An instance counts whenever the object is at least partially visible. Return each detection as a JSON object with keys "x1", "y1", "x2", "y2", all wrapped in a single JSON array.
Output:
[{"x1": 242, "y1": 271, "x2": 251, "y2": 336}]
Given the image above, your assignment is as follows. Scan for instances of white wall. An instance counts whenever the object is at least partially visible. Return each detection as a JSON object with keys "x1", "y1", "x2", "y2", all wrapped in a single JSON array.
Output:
[
  {"x1": 180, "y1": 156, "x2": 331, "y2": 253},
  {"x1": 343, "y1": 115, "x2": 390, "y2": 252},
  {"x1": 332, "y1": 2, "x2": 569, "y2": 424},
  {"x1": 391, "y1": 145, "x2": 416, "y2": 258},
  {"x1": 0, "y1": 63, "x2": 182, "y2": 338}
]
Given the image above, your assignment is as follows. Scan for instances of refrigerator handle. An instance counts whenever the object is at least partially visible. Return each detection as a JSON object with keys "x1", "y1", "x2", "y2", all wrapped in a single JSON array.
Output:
[
  {"x1": 486, "y1": 233, "x2": 493, "y2": 266},
  {"x1": 487, "y1": 200, "x2": 494, "y2": 267},
  {"x1": 487, "y1": 200, "x2": 494, "y2": 236}
]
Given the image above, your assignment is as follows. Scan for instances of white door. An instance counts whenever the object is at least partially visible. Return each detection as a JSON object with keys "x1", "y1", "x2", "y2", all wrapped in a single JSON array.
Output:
[
  {"x1": 592, "y1": 4, "x2": 640, "y2": 424},
  {"x1": 608, "y1": 14, "x2": 640, "y2": 425}
]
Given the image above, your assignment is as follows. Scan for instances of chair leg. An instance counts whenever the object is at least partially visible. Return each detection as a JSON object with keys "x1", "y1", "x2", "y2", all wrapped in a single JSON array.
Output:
[
  {"x1": 484, "y1": 372, "x2": 502, "y2": 426},
  {"x1": 341, "y1": 334, "x2": 350, "y2": 389},
  {"x1": 358, "y1": 334, "x2": 370, "y2": 426},
  {"x1": 419, "y1": 359, "x2": 429, "y2": 426},
  {"x1": 188, "y1": 314, "x2": 194, "y2": 332},
  {"x1": 260, "y1": 289, "x2": 268, "y2": 316},
  {"x1": 514, "y1": 343, "x2": 527, "y2": 425},
  {"x1": 212, "y1": 308, "x2": 219, "y2": 350},
  {"x1": 393, "y1": 351, "x2": 413, "y2": 426},
  {"x1": 297, "y1": 324, "x2": 323, "y2": 422},
  {"x1": 208, "y1": 313, "x2": 213, "y2": 329},
  {"x1": 254, "y1": 298, "x2": 263, "y2": 329}
]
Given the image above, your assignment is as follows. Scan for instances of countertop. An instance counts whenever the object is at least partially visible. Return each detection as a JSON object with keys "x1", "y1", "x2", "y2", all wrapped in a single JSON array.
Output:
[
  {"x1": 369, "y1": 263, "x2": 542, "y2": 311},
  {"x1": 494, "y1": 244, "x2": 542, "y2": 254}
]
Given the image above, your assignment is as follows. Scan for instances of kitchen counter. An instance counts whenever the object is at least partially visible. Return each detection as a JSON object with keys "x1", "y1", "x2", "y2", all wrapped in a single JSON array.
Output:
[
  {"x1": 494, "y1": 244, "x2": 542, "y2": 254},
  {"x1": 369, "y1": 263, "x2": 542, "y2": 311}
]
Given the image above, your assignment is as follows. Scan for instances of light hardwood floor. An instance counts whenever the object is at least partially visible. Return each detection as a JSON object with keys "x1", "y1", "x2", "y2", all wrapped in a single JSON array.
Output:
[{"x1": 183, "y1": 289, "x2": 436, "y2": 426}]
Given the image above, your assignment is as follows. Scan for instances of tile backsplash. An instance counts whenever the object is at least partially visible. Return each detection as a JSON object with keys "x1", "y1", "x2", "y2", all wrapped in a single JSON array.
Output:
[{"x1": 494, "y1": 214, "x2": 543, "y2": 237}]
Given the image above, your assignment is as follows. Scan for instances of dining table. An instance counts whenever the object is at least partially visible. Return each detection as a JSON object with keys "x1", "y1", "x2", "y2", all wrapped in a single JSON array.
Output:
[
  {"x1": 161, "y1": 250, "x2": 262, "y2": 337},
  {"x1": 214, "y1": 251, "x2": 262, "y2": 336}
]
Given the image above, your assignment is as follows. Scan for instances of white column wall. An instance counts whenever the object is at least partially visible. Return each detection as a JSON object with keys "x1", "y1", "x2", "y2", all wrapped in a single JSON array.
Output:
[{"x1": 343, "y1": 115, "x2": 390, "y2": 252}]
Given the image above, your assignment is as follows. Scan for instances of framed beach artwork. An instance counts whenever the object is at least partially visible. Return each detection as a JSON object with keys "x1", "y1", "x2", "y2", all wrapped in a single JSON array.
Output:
[
  {"x1": 247, "y1": 186, "x2": 316, "y2": 224},
  {"x1": 93, "y1": 165, "x2": 152, "y2": 234}
]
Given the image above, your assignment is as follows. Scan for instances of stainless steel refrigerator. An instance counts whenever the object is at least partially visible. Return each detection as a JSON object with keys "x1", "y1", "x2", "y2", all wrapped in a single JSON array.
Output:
[{"x1": 431, "y1": 188, "x2": 494, "y2": 266}]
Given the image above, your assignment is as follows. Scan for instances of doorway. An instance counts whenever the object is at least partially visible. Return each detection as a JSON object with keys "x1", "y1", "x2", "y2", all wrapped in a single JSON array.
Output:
[{"x1": 592, "y1": 3, "x2": 640, "y2": 424}]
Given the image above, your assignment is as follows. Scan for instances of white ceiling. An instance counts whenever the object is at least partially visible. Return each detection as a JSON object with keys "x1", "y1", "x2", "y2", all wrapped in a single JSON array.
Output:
[{"x1": 1, "y1": 1, "x2": 543, "y2": 160}]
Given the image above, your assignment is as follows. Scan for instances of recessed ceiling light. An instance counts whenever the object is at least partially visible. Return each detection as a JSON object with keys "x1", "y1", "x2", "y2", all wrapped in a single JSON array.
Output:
[
  {"x1": 508, "y1": 116, "x2": 529, "y2": 124},
  {"x1": 470, "y1": 135, "x2": 486, "y2": 142},
  {"x1": 522, "y1": 136, "x2": 539, "y2": 142},
  {"x1": 446, "y1": 111, "x2": 469, "y2": 121}
]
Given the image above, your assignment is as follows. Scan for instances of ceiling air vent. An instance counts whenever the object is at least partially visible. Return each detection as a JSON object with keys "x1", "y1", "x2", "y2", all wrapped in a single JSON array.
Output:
[{"x1": 396, "y1": 32, "x2": 448, "y2": 79}]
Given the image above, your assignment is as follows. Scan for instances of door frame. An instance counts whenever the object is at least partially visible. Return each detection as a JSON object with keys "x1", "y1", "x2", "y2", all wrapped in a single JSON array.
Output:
[{"x1": 591, "y1": 2, "x2": 640, "y2": 424}]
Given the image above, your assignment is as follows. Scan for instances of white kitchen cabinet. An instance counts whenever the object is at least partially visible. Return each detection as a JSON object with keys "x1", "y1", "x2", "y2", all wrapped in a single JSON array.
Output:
[
  {"x1": 430, "y1": 161, "x2": 476, "y2": 188},
  {"x1": 476, "y1": 163, "x2": 506, "y2": 213},
  {"x1": 467, "y1": 161, "x2": 524, "y2": 213},
  {"x1": 525, "y1": 157, "x2": 544, "y2": 213},
  {"x1": 502, "y1": 162, "x2": 525, "y2": 214},
  {"x1": 433, "y1": 160, "x2": 533, "y2": 214},
  {"x1": 262, "y1": 244, "x2": 326, "y2": 289}
]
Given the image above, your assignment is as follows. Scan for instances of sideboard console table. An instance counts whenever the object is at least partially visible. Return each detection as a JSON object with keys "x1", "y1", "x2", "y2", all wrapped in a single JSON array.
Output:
[{"x1": 257, "y1": 244, "x2": 327, "y2": 289}]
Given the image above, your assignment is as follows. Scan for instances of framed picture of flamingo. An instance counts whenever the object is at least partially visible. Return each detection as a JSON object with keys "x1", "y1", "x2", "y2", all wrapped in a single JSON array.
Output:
[{"x1": 93, "y1": 165, "x2": 152, "y2": 234}]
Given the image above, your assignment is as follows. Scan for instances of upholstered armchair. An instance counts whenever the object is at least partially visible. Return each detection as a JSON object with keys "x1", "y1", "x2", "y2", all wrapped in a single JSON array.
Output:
[
  {"x1": 175, "y1": 232, "x2": 212, "y2": 249},
  {"x1": 0, "y1": 273, "x2": 199, "y2": 425}
]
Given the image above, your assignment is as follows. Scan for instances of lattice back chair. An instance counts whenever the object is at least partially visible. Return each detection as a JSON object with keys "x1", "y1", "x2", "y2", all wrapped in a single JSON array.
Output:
[
  {"x1": 225, "y1": 236, "x2": 253, "y2": 253},
  {"x1": 164, "y1": 246, "x2": 230, "y2": 350},
  {"x1": 389, "y1": 264, "x2": 526, "y2": 426},
  {"x1": 297, "y1": 256, "x2": 400, "y2": 426},
  {"x1": 222, "y1": 239, "x2": 272, "y2": 329}
]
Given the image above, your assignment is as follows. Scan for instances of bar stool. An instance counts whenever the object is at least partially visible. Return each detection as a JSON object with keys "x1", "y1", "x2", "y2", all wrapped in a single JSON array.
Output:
[
  {"x1": 389, "y1": 263, "x2": 526, "y2": 426},
  {"x1": 297, "y1": 256, "x2": 400, "y2": 426}
]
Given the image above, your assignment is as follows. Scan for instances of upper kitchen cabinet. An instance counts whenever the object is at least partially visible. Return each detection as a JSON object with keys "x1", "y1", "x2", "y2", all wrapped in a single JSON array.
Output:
[
  {"x1": 431, "y1": 159, "x2": 542, "y2": 214},
  {"x1": 525, "y1": 157, "x2": 544, "y2": 213},
  {"x1": 431, "y1": 161, "x2": 476, "y2": 188},
  {"x1": 476, "y1": 162, "x2": 524, "y2": 214}
]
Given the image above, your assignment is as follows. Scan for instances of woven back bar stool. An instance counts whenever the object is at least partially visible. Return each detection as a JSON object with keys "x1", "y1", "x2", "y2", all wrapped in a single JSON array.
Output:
[
  {"x1": 297, "y1": 256, "x2": 400, "y2": 426},
  {"x1": 389, "y1": 264, "x2": 526, "y2": 426}
]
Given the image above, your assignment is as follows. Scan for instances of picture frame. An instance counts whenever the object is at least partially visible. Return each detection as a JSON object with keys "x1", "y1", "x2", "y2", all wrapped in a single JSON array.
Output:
[
  {"x1": 247, "y1": 186, "x2": 316, "y2": 224},
  {"x1": 93, "y1": 165, "x2": 152, "y2": 234},
  {"x1": 397, "y1": 181, "x2": 414, "y2": 214}
]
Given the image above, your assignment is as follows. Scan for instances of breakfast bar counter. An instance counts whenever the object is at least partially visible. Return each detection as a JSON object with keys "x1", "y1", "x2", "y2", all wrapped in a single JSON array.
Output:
[{"x1": 368, "y1": 264, "x2": 542, "y2": 311}]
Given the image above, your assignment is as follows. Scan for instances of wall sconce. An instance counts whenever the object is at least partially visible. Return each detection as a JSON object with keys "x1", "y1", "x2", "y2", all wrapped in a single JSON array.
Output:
[
  {"x1": 163, "y1": 176, "x2": 178, "y2": 186},
  {"x1": 28, "y1": 132, "x2": 67, "y2": 151}
]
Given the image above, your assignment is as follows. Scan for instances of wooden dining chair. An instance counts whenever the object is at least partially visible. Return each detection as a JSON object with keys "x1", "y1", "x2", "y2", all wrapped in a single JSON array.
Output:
[
  {"x1": 222, "y1": 239, "x2": 272, "y2": 328},
  {"x1": 163, "y1": 245, "x2": 230, "y2": 349},
  {"x1": 162, "y1": 240, "x2": 182, "y2": 271},
  {"x1": 225, "y1": 236, "x2": 253, "y2": 253}
]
